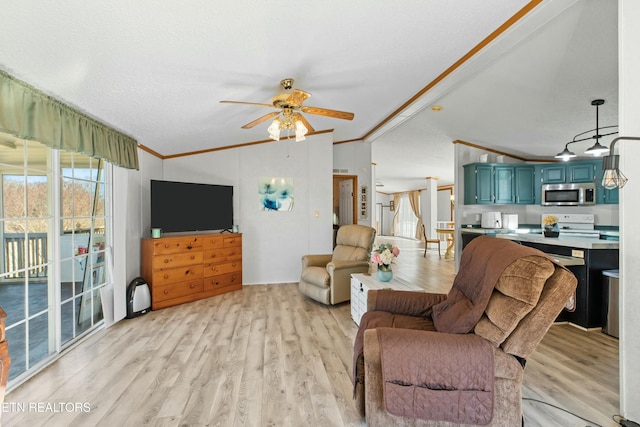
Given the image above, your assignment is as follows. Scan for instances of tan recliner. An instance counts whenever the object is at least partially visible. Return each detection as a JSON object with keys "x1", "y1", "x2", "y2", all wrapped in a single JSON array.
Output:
[
  {"x1": 299, "y1": 224, "x2": 376, "y2": 305},
  {"x1": 353, "y1": 236, "x2": 577, "y2": 426}
]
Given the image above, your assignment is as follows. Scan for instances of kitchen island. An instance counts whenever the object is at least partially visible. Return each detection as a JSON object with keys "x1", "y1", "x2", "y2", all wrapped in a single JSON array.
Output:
[{"x1": 462, "y1": 229, "x2": 619, "y2": 329}]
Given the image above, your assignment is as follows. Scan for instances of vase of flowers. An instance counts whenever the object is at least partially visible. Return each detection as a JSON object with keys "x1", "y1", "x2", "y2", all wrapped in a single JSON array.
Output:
[
  {"x1": 371, "y1": 243, "x2": 400, "y2": 282},
  {"x1": 542, "y1": 215, "x2": 559, "y2": 237}
]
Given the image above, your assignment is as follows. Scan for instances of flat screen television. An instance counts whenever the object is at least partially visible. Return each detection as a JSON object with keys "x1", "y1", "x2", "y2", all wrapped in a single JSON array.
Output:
[{"x1": 151, "y1": 180, "x2": 233, "y2": 233}]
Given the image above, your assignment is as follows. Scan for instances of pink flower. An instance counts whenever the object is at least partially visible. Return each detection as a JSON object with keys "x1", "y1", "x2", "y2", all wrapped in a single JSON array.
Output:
[
  {"x1": 371, "y1": 252, "x2": 382, "y2": 265},
  {"x1": 391, "y1": 246, "x2": 400, "y2": 257}
]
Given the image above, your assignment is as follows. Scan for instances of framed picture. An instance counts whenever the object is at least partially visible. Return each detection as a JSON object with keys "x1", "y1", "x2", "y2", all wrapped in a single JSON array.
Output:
[
  {"x1": 259, "y1": 176, "x2": 294, "y2": 211},
  {"x1": 359, "y1": 185, "x2": 369, "y2": 220}
]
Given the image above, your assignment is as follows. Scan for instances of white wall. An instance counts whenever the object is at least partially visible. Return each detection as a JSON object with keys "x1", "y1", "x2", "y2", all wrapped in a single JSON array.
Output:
[
  {"x1": 437, "y1": 189, "x2": 452, "y2": 222},
  {"x1": 161, "y1": 133, "x2": 333, "y2": 284},
  {"x1": 110, "y1": 149, "x2": 161, "y2": 324},
  {"x1": 333, "y1": 141, "x2": 373, "y2": 226},
  {"x1": 619, "y1": 0, "x2": 640, "y2": 419},
  {"x1": 375, "y1": 192, "x2": 393, "y2": 236}
]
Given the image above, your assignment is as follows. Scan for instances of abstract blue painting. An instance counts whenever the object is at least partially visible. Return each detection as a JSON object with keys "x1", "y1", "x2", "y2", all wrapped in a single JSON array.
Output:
[{"x1": 259, "y1": 177, "x2": 294, "y2": 211}]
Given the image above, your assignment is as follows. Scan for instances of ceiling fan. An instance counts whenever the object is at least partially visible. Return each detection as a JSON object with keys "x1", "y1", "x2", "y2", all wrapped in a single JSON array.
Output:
[{"x1": 220, "y1": 78, "x2": 354, "y2": 141}]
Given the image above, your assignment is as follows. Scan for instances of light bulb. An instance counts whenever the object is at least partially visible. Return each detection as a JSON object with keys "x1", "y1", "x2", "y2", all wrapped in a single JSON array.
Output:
[
  {"x1": 295, "y1": 120, "x2": 308, "y2": 142},
  {"x1": 601, "y1": 170, "x2": 618, "y2": 190},
  {"x1": 268, "y1": 118, "x2": 281, "y2": 141}
]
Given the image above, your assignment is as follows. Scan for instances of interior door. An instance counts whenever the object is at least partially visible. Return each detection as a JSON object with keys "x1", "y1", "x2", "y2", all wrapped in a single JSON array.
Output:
[{"x1": 339, "y1": 179, "x2": 354, "y2": 225}]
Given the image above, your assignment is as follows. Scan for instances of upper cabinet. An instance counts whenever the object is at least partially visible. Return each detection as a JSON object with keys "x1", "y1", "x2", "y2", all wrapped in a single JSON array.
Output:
[
  {"x1": 539, "y1": 161, "x2": 596, "y2": 184},
  {"x1": 464, "y1": 163, "x2": 535, "y2": 205},
  {"x1": 541, "y1": 164, "x2": 566, "y2": 184},
  {"x1": 464, "y1": 159, "x2": 617, "y2": 205}
]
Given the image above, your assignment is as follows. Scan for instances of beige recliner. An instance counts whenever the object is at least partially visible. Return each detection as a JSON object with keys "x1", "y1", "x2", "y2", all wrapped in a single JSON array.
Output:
[
  {"x1": 299, "y1": 224, "x2": 376, "y2": 305},
  {"x1": 353, "y1": 236, "x2": 577, "y2": 426}
]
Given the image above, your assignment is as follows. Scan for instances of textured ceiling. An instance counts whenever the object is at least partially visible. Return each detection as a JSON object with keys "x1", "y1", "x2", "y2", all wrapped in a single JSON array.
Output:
[{"x1": 0, "y1": 1, "x2": 618, "y2": 193}]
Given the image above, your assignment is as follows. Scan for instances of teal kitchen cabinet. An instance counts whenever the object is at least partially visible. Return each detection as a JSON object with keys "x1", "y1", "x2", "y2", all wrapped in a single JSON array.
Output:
[
  {"x1": 464, "y1": 163, "x2": 494, "y2": 204},
  {"x1": 464, "y1": 164, "x2": 535, "y2": 205},
  {"x1": 541, "y1": 161, "x2": 596, "y2": 184},
  {"x1": 514, "y1": 165, "x2": 536, "y2": 204},
  {"x1": 494, "y1": 165, "x2": 514, "y2": 204},
  {"x1": 541, "y1": 164, "x2": 566, "y2": 184},
  {"x1": 568, "y1": 161, "x2": 596, "y2": 183}
]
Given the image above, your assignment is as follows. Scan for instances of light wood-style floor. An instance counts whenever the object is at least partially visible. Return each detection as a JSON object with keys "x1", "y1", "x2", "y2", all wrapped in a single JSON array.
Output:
[{"x1": 2, "y1": 236, "x2": 619, "y2": 426}]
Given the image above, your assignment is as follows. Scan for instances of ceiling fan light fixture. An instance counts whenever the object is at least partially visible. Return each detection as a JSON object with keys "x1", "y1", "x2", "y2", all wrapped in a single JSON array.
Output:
[
  {"x1": 268, "y1": 117, "x2": 281, "y2": 141},
  {"x1": 294, "y1": 119, "x2": 308, "y2": 142}
]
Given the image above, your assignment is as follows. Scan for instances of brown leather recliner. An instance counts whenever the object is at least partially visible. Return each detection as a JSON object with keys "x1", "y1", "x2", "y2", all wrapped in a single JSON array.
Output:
[
  {"x1": 299, "y1": 224, "x2": 376, "y2": 305},
  {"x1": 353, "y1": 236, "x2": 577, "y2": 426}
]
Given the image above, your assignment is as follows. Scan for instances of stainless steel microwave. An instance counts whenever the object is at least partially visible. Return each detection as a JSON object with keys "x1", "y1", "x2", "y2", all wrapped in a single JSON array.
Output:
[{"x1": 542, "y1": 183, "x2": 596, "y2": 206}]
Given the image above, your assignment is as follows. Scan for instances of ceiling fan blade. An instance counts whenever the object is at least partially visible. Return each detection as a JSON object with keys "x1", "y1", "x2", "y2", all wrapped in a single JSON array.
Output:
[
  {"x1": 301, "y1": 106, "x2": 354, "y2": 120},
  {"x1": 220, "y1": 100, "x2": 275, "y2": 108},
  {"x1": 286, "y1": 89, "x2": 311, "y2": 106},
  {"x1": 293, "y1": 113, "x2": 315, "y2": 134},
  {"x1": 241, "y1": 111, "x2": 280, "y2": 129}
]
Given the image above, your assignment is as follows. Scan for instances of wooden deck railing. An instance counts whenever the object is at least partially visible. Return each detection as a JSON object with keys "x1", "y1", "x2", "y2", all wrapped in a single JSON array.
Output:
[{"x1": 2, "y1": 233, "x2": 48, "y2": 279}]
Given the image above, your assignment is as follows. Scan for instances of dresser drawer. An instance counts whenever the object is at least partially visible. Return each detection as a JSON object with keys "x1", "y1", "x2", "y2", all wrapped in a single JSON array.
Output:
[
  {"x1": 204, "y1": 272, "x2": 242, "y2": 291},
  {"x1": 203, "y1": 261, "x2": 242, "y2": 277},
  {"x1": 152, "y1": 265, "x2": 203, "y2": 286},
  {"x1": 152, "y1": 251, "x2": 203, "y2": 270},
  {"x1": 202, "y1": 235, "x2": 225, "y2": 250},
  {"x1": 203, "y1": 247, "x2": 241, "y2": 263},
  {"x1": 154, "y1": 279, "x2": 204, "y2": 303},
  {"x1": 224, "y1": 235, "x2": 242, "y2": 247},
  {"x1": 151, "y1": 236, "x2": 202, "y2": 255}
]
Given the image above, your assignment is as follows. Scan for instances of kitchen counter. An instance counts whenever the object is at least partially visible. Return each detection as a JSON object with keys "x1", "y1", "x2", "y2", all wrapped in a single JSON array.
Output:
[
  {"x1": 461, "y1": 228, "x2": 619, "y2": 329},
  {"x1": 461, "y1": 228, "x2": 618, "y2": 250}
]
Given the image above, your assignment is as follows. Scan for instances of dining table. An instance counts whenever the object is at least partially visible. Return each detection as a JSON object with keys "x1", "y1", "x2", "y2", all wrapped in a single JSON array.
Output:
[{"x1": 436, "y1": 228, "x2": 455, "y2": 259}]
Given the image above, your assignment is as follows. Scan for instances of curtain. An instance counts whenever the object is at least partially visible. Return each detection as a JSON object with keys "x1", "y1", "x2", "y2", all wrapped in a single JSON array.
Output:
[
  {"x1": 0, "y1": 69, "x2": 139, "y2": 170},
  {"x1": 408, "y1": 190, "x2": 423, "y2": 240},
  {"x1": 390, "y1": 193, "x2": 402, "y2": 236},
  {"x1": 394, "y1": 193, "x2": 418, "y2": 239}
]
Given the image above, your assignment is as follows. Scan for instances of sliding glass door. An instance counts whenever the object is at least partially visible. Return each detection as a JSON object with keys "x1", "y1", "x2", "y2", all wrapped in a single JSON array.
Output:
[{"x1": 0, "y1": 135, "x2": 111, "y2": 385}]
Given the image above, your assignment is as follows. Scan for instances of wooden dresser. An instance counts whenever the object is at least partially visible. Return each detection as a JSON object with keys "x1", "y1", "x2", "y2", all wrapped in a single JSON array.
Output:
[
  {"x1": 141, "y1": 233, "x2": 242, "y2": 310},
  {"x1": 0, "y1": 306, "x2": 10, "y2": 418}
]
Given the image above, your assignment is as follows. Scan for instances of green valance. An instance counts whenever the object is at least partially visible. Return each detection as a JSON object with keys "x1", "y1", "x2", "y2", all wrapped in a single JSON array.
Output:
[{"x1": 0, "y1": 68, "x2": 139, "y2": 170}]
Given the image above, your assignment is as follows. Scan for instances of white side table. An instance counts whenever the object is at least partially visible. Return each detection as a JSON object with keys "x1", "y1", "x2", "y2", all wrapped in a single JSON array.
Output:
[{"x1": 350, "y1": 273, "x2": 422, "y2": 326}]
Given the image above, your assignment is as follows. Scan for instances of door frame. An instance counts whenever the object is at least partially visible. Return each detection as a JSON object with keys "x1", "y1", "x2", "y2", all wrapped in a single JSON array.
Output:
[{"x1": 332, "y1": 175, "x2": 358, "y2": 224}]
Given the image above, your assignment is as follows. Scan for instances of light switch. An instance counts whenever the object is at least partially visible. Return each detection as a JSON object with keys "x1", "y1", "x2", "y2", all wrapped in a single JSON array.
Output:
[{"x1": 313, "y1": 210, "x2": 320, "y2": 218}]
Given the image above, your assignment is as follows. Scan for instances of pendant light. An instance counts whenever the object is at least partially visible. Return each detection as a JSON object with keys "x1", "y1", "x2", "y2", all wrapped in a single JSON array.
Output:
[
  {"x1": 555, "y1": 99, "x2": 618, "y2": 161},
  {"x1": 600, "y1": 136, "x2": 640, "y2": 189}
]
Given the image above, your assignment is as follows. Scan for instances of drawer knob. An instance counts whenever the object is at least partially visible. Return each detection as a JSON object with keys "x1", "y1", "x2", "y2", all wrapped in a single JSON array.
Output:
[
  {"x1": 164, "y1": 259, "x2": 169, "y2": 264},
  {"x1": 163, "y1": 274, "x2": 169, "y2": 279},
  {"x1": 187, "y1": 245, "x2": 193, "y2": 250},
  {"x1": 190, "y1": 283, "x2": 197, "y2": 288},
  {"x1": 164, "y1": 289, "x2": 169, "y2": 294}
]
